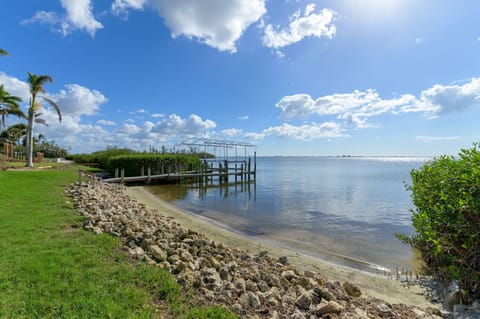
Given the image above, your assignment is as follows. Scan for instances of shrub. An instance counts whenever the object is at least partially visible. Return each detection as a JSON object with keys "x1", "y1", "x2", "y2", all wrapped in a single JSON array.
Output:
[
  {"x1": 107, "y1": 153, "x2": 201, "y2": 177},
  {"x1": 397, "y1": 144, "x2": 480, "y2": 303},
  {"x1": 68, "y1": 148, "x2": 134, "y2": 167}
]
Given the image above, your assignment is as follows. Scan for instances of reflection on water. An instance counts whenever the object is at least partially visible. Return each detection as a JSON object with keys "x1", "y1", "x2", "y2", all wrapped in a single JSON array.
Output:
[{"x1": 147, "y1": 157, "x2": 429, "y2": 273}]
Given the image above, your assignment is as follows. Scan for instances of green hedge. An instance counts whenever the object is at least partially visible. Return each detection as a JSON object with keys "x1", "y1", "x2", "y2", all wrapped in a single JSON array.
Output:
[
  {"x1": 397, "y1": 144, "x2": 480, "y2": 303},
  {"x1": 67, "y1": 148, "x2": 135, "y2": 167},
  {"x1": 107, "y1": 154, "x2": 202, "y2": 177}
]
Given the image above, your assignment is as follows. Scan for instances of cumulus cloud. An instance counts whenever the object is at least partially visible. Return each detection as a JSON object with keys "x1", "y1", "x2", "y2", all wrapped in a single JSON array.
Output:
[
  {"x1": 151, "y1": 114, "x2": 216, "y2": 137},
  {"x1": 0, "y1": 72, "x2": 30, "y2": 100},
  {"x1": 151, "y1": 113, "x2": 165, "y2": 118},
  {"x1": 22, "y1": 0, "x2": 103, "y2": 36},
  {"x1": 222, "y1": 128, "x2": 243, "y2": 137},
  {"x1": 112, "y1": 0, "x2": 266, "y2": 52},
  {"x1": 112, "y1": 0, "x2": 147, "y2": 16},
  {"x1": 238, "y1": 115, "x2": 249, "y2": 120},
  {"x1": 263, "y1": 4, "x2": 337, "y2": 50},
  {"x1": 416, "y1": 78, "x2": 480, "y2": 116},
  {"x1": 275, "y1": 77, "x2": 480, "y2": 128},
  {"x1": 49, "y1": 84, "x2": 107, "y2": 117},
  {"x1": 263, "y1": 122, "x2": 345, "y2": 140}
]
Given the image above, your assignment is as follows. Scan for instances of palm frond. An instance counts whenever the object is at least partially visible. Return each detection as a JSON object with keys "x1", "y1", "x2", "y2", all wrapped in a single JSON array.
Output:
[
  {"x1": 35, "y1": 118, "x2": 49, "y2": 126},
  {"x1": 0, "y1": 49, "x2": 8, "y2": 56},
  {"x1": 27, "y1": 72, "x2": 53, "y2": 95},
  {"x1": 39, "y1": 96, "x2": 62, "y2": 122}
]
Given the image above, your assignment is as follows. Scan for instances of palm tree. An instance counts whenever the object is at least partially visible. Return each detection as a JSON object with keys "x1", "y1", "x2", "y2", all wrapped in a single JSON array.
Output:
[
  {"x1": 25, "y1": 72, "x2": 61, "y2": 167},
  {"x1": 0, "y1": 48, "x2": 8, "y2": 56},
  {"x1": 0, "y1": 85, "x2": 23, "y2": 128},
  {"x1": 0, "y1": 123, "x2": 27, "y2": 146}
]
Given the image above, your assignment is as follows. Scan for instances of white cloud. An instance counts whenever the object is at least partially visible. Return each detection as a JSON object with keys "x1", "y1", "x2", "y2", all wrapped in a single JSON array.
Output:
[
  {"x1": 117, "y1": 123, "x2": 141, "y2": 135},
  {"x1": 96, "y1": 120, "x2": 116, "y2": 126},
  {"x1": 263, "y1": 122, "x2": 345, "y2": 140},
  {"x1": 416, "y1": 136, "x2": 461, "y2": 142},
  {"x1": 238, "y1": 115, "x2": 249, "y2": 120},
  {"x1": 415, "y1": 37, "x2": 423, "y2": 44},
  {"x1": 22, "y1": 0, "x2": 103, "y2": 36},
  {"x1": 0, "y1": 72, "x2": 30, "y2": 100},
  {"x1": 21, "y1": 11, "x2": 60, "y2": 26},
  {"x1": 222, "y1": 128, "x2": 243, "y2": 136},
  {"x1": 112, "y1": 0, "x2": 147, "y2": 16},
  {"x1": 417, "y1": 78, "x2": 480, "y2": 116},
  {"x1": 275, "y1": 77, "x2": 480, "y2": 128},
  {"x1": 151, "y1": 113, "x2": 165, "y2": 118},
  {"x1": 49, "y1": 84, "x2": 108, "y2": 117},
  {"x1": 151, "y1": 114, "x2": 216, "y2": 137},
  {"x1": 129, "y1": 108, "x2": 148, "y2": 114},
  {"x1": 112, "y1": 0, "x2": 266, "y2": 52},
  {"x1": 244, "y1": 132, "x2": 266, "y2": 140},
  {"x1": 262, "y1": 4, "x2": 337, "y2": 49}
]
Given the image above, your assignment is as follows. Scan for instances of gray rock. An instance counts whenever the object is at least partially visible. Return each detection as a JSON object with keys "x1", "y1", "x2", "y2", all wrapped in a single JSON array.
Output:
[
  {"x1": 149, "y1": 245, "x2": 167, "y2": 261},
  {"x1": 291, "y1": 310, "x2": 306, "y2": 319},
  {"x1": 239, "y1": 291, "x2": 261, "y2": 309},
  {"x1": 235, "y1": 278, "x2": 246, "y2": 292},
  {"x1": 376, "y1": 303, "x2": 393, "y2": 315},
  {"x1": 295, "y1": 292, "x2": 312, "y2": 310},
  {"x1": 313, "y1": 287, "x2": 333, "y2": 302},
  {"x1": 315, "y1": 301, "x2": 344, "y2": 315},
  {"x1": 269, "y1": 310, "x2": 280, "y2": 319},
  {"x1": 281, "y1": 270, "x2": 297, "y2": 281},
  {"x1": 343, "y1": 281, "x2": 361, "y2": 297}
]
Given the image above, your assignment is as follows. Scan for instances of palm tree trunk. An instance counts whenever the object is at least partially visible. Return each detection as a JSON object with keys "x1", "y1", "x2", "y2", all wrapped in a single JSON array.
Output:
[{"x1": 26, "y1": 114, "x2": 35, "y2": 167}]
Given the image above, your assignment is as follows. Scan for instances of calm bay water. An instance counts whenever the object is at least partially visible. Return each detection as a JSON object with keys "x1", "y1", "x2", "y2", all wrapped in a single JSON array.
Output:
[{"x1": 147, "y1": 156, "x2": 429, "y2": 273}]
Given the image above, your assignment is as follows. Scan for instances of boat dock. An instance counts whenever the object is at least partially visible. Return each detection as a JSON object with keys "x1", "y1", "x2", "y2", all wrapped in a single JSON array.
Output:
[{"x1": 98, "y1": 139, "x2": 257, "y2": 186}]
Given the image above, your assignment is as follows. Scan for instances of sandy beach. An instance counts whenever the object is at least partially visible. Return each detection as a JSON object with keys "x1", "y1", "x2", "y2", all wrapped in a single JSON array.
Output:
[{"x1": 126, "y1": 186, "x2": 440, "y2": 309}]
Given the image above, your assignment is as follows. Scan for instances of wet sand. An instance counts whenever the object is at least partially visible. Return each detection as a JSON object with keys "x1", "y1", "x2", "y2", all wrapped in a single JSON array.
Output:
[{"x1": 127, "y1": 186, "x2": 439, "y2": 309}]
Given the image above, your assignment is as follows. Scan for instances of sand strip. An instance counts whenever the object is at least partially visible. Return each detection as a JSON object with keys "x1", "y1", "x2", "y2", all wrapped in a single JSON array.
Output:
[{"x1": 127, "y1": 186, "x2": 439, "y2": 309}]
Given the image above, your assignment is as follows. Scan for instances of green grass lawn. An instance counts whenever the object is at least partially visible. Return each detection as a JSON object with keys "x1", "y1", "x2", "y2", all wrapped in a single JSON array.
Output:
[{"x1": 0, "y1": 166, "x2": 236, "y2": 318}]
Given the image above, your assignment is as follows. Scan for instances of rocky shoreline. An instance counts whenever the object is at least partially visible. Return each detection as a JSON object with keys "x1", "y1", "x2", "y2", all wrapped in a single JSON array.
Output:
[{"x1": 67, "y1": 181, "x2": 443, "y2": 318}]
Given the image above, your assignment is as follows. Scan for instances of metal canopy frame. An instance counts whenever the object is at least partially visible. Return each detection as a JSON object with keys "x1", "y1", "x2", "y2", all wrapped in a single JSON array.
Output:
[{"x1": 181, "y1": 138, "x2": 256, "y2": 161}]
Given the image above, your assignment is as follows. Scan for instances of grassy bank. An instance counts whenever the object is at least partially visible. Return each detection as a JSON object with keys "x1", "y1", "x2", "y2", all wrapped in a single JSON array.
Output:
[{"x1": 0, "y1": 166, "x2": 235, "y2": 318}]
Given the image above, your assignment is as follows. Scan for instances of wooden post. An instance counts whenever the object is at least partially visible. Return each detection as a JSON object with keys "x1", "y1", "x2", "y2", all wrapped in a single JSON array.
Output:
[
  {"x1": 253, "y1": 151, "x2": 257, "y2": 181},
  {"x1": 248, "y1": 158, "x2": 251, "y2": 182},
  {"x1": 241, "y1": 163, "x2": 244, "y2": 183},
  {"x1": 219, "y1": 162, "x2": 223, "y2": 183},
  {"x1": 224, "y1": 160, "x2": 228, "y2": 183},
  {"x1": 141, "y1": 166, "x2": 144, "y2": 176},
  {"x1": 147, "y1": 166, "x2": 151, "y2": 184},
  {"x1": 121, "y1": 168, "x2": 125, "y2": 184},
  {"x1": 235, "y1": 163, "x2": 238, "y2": 183},
  {"x1": 78, "y1": 170, "x2": 82, "y2": 185}
]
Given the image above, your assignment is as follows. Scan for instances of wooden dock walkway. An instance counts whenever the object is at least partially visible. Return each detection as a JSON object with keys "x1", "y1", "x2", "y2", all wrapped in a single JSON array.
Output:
[{"x1": 102, "y1": 170, "x2": 255, "y2": 184}]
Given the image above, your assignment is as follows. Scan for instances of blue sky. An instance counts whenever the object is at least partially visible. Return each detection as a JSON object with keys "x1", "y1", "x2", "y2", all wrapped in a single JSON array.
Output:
[{"x1": 1, "y1": 0, "x2": 480, "y2": 156}]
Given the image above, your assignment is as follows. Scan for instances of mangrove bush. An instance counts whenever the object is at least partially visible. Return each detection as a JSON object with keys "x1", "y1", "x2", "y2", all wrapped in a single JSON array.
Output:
[{"x1": 397, "y1": 143, "x2": 480, "y2": 303}]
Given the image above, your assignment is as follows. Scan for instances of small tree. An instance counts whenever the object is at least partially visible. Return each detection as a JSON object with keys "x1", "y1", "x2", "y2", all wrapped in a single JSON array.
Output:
[{"x1": 397, "y1": 144, "x2": 480, "y2": 303}]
